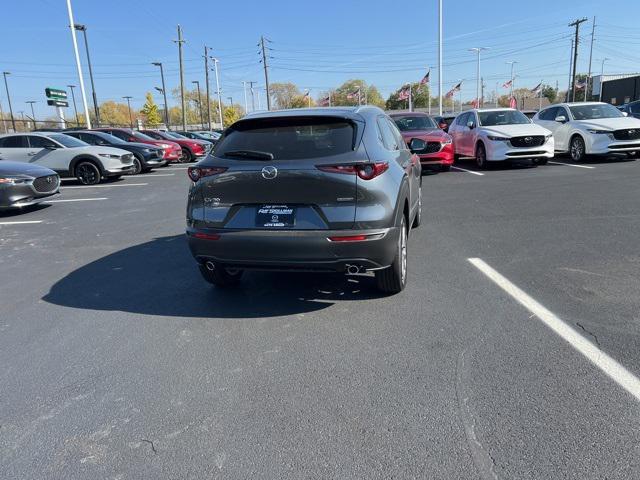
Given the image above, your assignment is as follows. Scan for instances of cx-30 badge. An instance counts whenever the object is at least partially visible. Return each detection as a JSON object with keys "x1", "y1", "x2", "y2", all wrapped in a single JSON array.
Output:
[{"x1": 261, "y1": 166, "x2": 278, "y2": 179}]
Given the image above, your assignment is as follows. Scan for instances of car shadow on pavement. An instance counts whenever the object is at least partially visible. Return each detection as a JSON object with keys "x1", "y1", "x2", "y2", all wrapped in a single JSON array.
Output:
[
  {"x1": 0, "y1": 203, "x2": 51, "y2": 218},
  {"x1": 43, "y1": 234, "x2": 381, "y2": 319}
]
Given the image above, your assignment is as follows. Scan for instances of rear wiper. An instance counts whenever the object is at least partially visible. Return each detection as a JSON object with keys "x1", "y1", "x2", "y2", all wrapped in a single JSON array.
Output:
[{"x1": 223, "y1": 150, "x2": 274, "y2": 160}]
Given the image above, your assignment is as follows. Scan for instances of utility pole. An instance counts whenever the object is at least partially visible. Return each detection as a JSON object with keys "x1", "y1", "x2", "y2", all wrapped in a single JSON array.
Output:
[
  {"x1": 586, "y1": 16, "x2": 596, "y2": 101},
  {"x1": 248, "y1": 81, "x2": 256, "y2": 112},
  {"x1": 66, "y1": 0, "x2": 91, "y2": 129},
  {"x1": 152, "y1": 62, "x2": 170, "y2": 129},
  {"x1": 67, "y1": 84, "x2": 79, "y2": 126},
  {"x1": 469, "y1": 47, "x2": 488, "y2": 107},
  {"x1": 567, "y1": 39, "x2": 574, "y2": 102},
  {"x1": 599, "y1": 58, "x2": 609, "y2": 102},
  {"x1": 192, "y1": 80, "x2": 204, "y2": 127},
  {"x1": 26, "y1": 101, "x2": 36, "y2": 129},
  {"x1": 204, "y1": 46, "x2": 211, "y2": 130},
  {"x1": 74, "y1": 24, "x2": 100, "y2": 125},
  {"x1": 569, "y1": 17, "x2": 588, "y2": 102},
  {"x1": 260, "y1": 36, "x2": 271, "y2": 110},
  {"x1": 2, "y1": 72, "x2": 15, "y2": 131},
  {"x1": 174, "y1": 25, "x2": 186, "y2": 131},
  {"x1": 123, "y1": 96, "x2": 133, "y2": 128},
  {"x1": 212, "y1": 57, "x2": 223, "y2": 128},
  {"x1": 438, "y1": 0, "x2": 443, "y2": 115},
  {"x1": 0, "y1": 100, "x2": 7, "y2": 133}
]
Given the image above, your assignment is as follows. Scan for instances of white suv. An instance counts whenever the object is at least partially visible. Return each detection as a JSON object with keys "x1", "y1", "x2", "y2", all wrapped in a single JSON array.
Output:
[
  {"x1": 0, "y1": 132, "x2": 135, "y2": 185},
  {"x1": 532, "y1": 102, "x2": 640, "y2": 162},
  {"x1": 448, "y1": 108, "x2": 554, "y2": 169}
]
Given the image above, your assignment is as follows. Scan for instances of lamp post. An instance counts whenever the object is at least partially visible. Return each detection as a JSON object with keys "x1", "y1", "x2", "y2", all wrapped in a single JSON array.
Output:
[
  {"x1": 152, "y1": 62, "x2": 170, "y2": 128},
  {"x1": 2, "y1": 71, "x2": 15, "y2": 131},
  {"x1": 66, "y1": 84, "x2": 80, "y2": 126},
  {"x1": 469, "y1": 47, "x2": 488, "y2": 106},
  {"x1": 599, "y1": 58, "x2": 609, "y2": 102},
  {"x1": 73, "y1": 24, "x2": 100, "y2": 125},
  {"x1": 26, "y1": 101, "x2": 37, "y2": 130},
  {"x1": 123, "y1": 96, "x2": 133, "y2": 128},
  {"x1": 506, "y1": 61, "x2": 518, "y2": 99},
  {"x1": 192, "y1": 80, "x2": 204, "y2": 128}
]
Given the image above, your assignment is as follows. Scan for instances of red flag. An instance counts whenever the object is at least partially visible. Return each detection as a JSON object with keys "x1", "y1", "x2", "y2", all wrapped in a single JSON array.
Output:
[
  {"x1": 445, "y1": 81, "x2": 462, "y2": 98},
  {"x1": 398, "y1": 87, "x2": 410, "y2": 101},
  {"x1": 509, "y1": 96, "x2": 517, "y2": 109},
  {"x1": 319, "y1": 96, "x2": 330, "y2": 106},
  {"x1": 420, "y1": 70, "x2": 430, "y2": 85}
]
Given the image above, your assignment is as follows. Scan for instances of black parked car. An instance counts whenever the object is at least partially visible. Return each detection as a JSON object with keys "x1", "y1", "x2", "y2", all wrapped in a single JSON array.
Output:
[
  {"x1": 186, "y1": 106, "x2": 422, "y2": 294},
  {"x1": 64, "y1": 130, "x2": 166, "y2": 174},
  {"x1": 0, "y1": 161, "x2": 59, "y2": 210},
  {"x1": 618, "y1": 100, "x2": 640, "y2": 119}
]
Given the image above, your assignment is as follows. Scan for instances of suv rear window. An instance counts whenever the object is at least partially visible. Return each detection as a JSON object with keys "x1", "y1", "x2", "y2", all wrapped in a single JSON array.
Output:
[{"x1": 215, "y1": 117, "x2": 355, "y2": 160}]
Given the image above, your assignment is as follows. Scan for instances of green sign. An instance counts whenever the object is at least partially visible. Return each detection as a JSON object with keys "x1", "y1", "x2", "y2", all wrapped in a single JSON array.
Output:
[
  {"x1": 47, "y1": 99, "x2": 69, "y2": 107},
  {"x1": 45, "y1": 87, "x2": 67, "y2": 100}
]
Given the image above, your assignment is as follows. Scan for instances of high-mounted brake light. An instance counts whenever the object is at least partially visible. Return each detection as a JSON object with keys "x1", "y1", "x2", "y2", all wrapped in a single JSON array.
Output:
[
  {"x1": 187, "y1": 166, "x2": 227, "y2": 182},
  {"x1": 317, "y1": 161, "x2": 388, "y2": 180}
]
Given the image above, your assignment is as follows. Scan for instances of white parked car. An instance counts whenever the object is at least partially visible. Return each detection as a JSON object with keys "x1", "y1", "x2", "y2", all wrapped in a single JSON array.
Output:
[
  {"x1": 532, "y1": 102, "x2": 640, "y2": 162},
  {"x1": 448, "y1": 108, "x2": 554, "y2": 169},
  {"x1": 0, "y1": 132, "x2": 135, "y2": 185}
]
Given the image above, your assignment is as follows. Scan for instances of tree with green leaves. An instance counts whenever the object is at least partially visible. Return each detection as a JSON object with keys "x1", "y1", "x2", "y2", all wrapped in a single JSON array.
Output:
[
  {"x1": 223, "y1": 104, "x2": 243, "y2": 127},
  {"x1": 386, "y1": 83, "x2": 432, "y2": 110},
  {"x1": 322, "y1": 79, "x2": 385, "y2": 108},
  {"x1": 141, "y1": 92, "x2": 162, "y2": 127},
  {"x1": 270, "y1": 83, "x2": 301, "y2": 109}
]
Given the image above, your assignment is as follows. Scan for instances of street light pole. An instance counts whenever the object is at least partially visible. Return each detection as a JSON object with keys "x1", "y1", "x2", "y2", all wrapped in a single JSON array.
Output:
[
  {"x1": 192, "y1": 80, "x2": 204, "y2": 128},
  {"x1": 2, "y1": 72, "x2": 15, "y2": 131},
  {"x1": 242, "y1": 81, "x2": 248, "y2": 114},
  {"x1": 204, "y1": 46, "x2": 212, "y2": 130},
  {"x1": 152, "y1": 62, "x2": 170, "y2": 129},
  {"x1": 212, "y1": 57, "x2": 223, "y2": 128},
  {"x1": 469, "y1": 47, "x2": 488, "y2": 106},
  {"x1": 438, "y1": 0, "x2": 443, "y2": 115},
  {"x1": 506, "y1": 61, "x2": 518, "y2": 99},
  {"x1": 26, "y1": 101, "x2": 37, "y2": 129},
  {"x1": 67, "y1": 84, "x2": 80, "y2": 126},
  {"x1": 599, "y1": 58, "x2": 609, "y2": 102},
  {"x1": 73, "y1": 24, "x2": 100, "y2": 125},
  {"x1": 227, "y1": 96, "x2": 233, "y2": 107},
  {"x1": 123, "y1": 96, "x2": 133, "y2": 128},
  {"x1": 66, "y1": 0, "x2": 91, "y2": 129}
]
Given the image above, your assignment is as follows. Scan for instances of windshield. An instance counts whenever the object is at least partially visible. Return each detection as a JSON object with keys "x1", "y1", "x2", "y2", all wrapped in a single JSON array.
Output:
[
  {"x1": 49, "y1": 134, "x2": 88, "y2": 148},
  {"x1": 479, "y1": 110, "x2": 531, "y2": 126},
  {"x1": 166, "y1": 132, "x2": 187, "y2": 139},
  {"x1": 131, "y1": 130, "x2": 155, "y2": 141},
  {"x1": 215, "y1": 117, "x2": 355, "y2": 160},
  {"x1": 393, "y1": 115, "x2": 437, "y2": 131},
  {"x1": 93, "y1": 132, "x2": 126, "y2": 144},
  {"x1": 569, "y1": 103, "x2": 624, "y2": 120}
]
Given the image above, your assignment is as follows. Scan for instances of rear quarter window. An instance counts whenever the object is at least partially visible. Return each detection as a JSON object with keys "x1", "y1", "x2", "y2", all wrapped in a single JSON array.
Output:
[{"x1": 215, "y1": 117, "x2": 356, "y2": 160}]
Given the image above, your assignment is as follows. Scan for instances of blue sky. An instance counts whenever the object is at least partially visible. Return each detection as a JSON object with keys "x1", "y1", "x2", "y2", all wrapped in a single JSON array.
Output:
[{"x1": 3, "y1": 0, "x2": 639, "y2": 117}]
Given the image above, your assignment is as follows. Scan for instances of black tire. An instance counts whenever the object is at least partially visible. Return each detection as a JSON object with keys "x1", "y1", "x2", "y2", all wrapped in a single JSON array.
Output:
[
  {"x1": 75, "y1": 161, "x2": 101, "y2": 185},
  {"x1": 375, "y1": 215, "x2": 408, "y2": 294},
  {"x1": 475, "y1": 142, "x2": 489, "y2": 170},
  {"x1": 180, "y1": 148, "x2": 193, "y2": 163},
  {"x1": 199, "y1": 263, "x2": 244, "y2": 287},
  {"x1": 131, "y1": 155, "x2": 143, "y2": 175},
  {"x1": 569, "y1": 135, "x2": 586, "y2": 162},
  {"x1": 412, "y1": 185, "x2": 422, "y2": 228},
  {"x1": 440, "y1": 164, "x2": 451, "y2": 172}
]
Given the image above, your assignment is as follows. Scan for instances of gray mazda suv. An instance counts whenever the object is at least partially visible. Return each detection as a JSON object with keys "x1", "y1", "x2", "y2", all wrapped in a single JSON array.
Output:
[{"x1": 186, "y1": 106, "x2": 422, "y2": 293}]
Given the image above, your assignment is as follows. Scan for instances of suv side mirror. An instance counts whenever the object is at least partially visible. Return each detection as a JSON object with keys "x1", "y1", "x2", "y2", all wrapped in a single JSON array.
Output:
[
  {"x1": 409, "y1": 138, "x2": 427, "y2": 153},
  {"x1": 622, "y1": 111, "x2": 629, "y2": 117},
  {"x1": 555, "y1": 115, "x2": 567, "y2": 123},
  {"x1": 466, "y1": 121, "x2": 475, "y2": 129},
  {"x1": 44, "y1": 144, "x2": 58, "y2": 150}
]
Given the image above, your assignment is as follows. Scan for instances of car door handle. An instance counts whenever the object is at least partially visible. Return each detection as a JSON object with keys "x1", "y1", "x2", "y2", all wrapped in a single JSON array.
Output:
[{"x1": 27, "y1": 152, "x2": 37, "y2": 156}]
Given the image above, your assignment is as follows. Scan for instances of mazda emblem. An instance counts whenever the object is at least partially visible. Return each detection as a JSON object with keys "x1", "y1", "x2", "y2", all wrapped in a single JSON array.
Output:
[
  {"x1": 629, "y1": 130, "x2": 635, "y2": 136},
  {"x1": 524, "y1": 136, "x2": 533, "y2": 143},
  {"x1": 46, "y1": 177, "x2": 53, "y2": 184},
  {"x1": 261, "y1": 166, "x2": 277, "y2": 179}
]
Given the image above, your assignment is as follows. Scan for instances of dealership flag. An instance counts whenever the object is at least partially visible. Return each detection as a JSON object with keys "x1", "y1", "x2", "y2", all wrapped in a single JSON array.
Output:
[
  {"x1": 471, "y1": 98, "x2": 479, "y2": 108},
  {"x1": 420, "y1": 69, "x2": 430, "y2": 85},
  {"x1": 575, "y1": 80, "x2": 586, "y2": 90},
  {"x1": 530, "y1": 82, "x2": 542, "y2": 95},
  {"x1": 398, "y1": 86, "x2": 410, "y2": 101},
  {"x1": 346, "y1": 87, "x2": 360, "y2": 99},
  {"x1": 502, "y1": 79, "x2": 513, "y2": 89},
  {"x1": 319, "y1": 96, "x2": 330, "y2": 106},
  {"x1": 445, "y1": 81, "x2": 462, "y2": 98}
]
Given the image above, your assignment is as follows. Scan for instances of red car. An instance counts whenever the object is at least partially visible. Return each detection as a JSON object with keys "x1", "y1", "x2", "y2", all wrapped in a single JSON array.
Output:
[
  {"x1": 94, "y1": 128, "x2": 182, "y2": 163},
  {"x1": 141, "y1": 130, "x2": 211, "y2": 163},
  {"x1": 390, "y1": 112, "x2": 454, "y2": 172}
]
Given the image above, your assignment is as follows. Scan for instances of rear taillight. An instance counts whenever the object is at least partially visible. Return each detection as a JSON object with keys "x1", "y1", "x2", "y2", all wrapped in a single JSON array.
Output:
[
  {"x1": 328, "y1": 232, "x2": 385, "y2": 242},
  {"x1": 317, "y1": 162, "x2": 389, "y2": 180},
  {"x1": 187, "y1": 166, "x2": 227, "y2": 182},
  {"x1": 191, "y1": 142, "x2": 204, "y2": 153}
]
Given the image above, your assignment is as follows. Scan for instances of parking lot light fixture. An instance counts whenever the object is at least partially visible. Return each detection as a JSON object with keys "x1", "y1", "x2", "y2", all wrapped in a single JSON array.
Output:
[
  {"x1": 2, "y1": 71, "x2": 15, "y2": 131},
  {"x1": 152, "y1": 62, "x2": 170, "y2": 129},
  {"x1": 469, "y1": 47, "x2": 488, "y2": 107},
  {"x1": 123, "y1": 96, "x2": 133, "y2": 128}
]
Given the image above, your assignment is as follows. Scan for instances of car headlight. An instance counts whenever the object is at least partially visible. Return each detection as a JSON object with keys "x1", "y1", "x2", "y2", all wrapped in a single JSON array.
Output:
[
  {"x1": 142, "y1": 148, "x2": 153, "y2": 153},
  {"x1": 487, "y1": 135, "x2": 509, "y2": 141},
  {"x1": 587, "y1": 129, "x2": 612, "y2": 134},
  {"x1": 0, "y1": 176, "x2": 29, "y2": 185},
  {"x1": 545, "y1": 134, "x2": 553, "y2": 141},
  {"x1": 98, "y1": 153, "x2": 120, "y2": 159},
  {"x1": 159, "y1": 143, "x2": 172, "y2": 149},
  {"x1": 442, "y1": 137, "x2": 452, "y2": 145}
]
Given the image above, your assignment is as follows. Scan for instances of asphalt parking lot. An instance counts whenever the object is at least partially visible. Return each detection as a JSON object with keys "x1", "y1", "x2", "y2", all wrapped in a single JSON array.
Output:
[{"x1": 1, "y1": 157, "x2": 639, "y2": 479}]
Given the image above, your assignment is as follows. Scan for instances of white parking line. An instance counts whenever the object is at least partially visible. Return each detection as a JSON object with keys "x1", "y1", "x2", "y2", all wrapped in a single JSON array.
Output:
[
  {"x1": 46, "y1": 197, "x2": 108, "y2": 203},
  {"x1": 0, "y1": 220, "x2": 43, "y2": 225},
  {"x1": 468, "y1": 257, "x2": 640, "y2": 402},
  {"x1": 61, "y1": 183, "x2": 148, "y2": 189},
  {"x1": 451, "y1": 166, "x2": 485, "y2": 176},
  {"x1": 144, "y1": 173, "x2": 176, "y2": 177},
  {"x1": 549, "y1": 161, "x2": 595, "y2": 169},
  {"x1": 166, "y1": 167, "x2": 189, "y2": 170}
]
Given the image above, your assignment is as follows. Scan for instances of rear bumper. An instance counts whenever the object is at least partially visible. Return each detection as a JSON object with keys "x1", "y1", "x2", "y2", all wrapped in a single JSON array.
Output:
[{"x1": 186, "y1": 227, "x2": 399, "y2": 272}]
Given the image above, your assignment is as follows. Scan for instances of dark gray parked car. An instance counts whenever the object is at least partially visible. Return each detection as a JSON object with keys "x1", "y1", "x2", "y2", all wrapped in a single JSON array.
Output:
[
  {"x1": 0, "y1": 161, "x2": 59, "y2": 209},
  {"x1": 186, "y1": 106, "x2": 422, "y2": 293}
]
